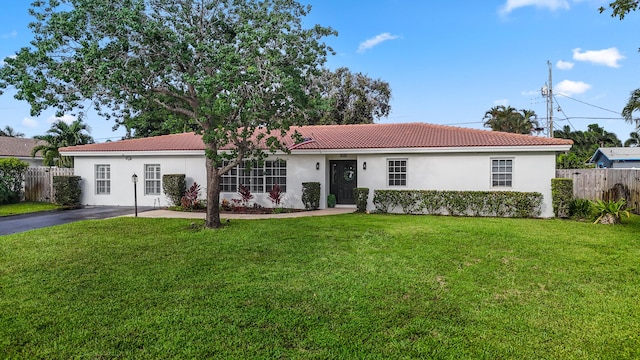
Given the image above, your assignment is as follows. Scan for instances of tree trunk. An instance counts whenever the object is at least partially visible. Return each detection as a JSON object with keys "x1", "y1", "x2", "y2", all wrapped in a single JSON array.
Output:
[{"x1": 205, "y1": 156, "x2": 223, "y2": 228}]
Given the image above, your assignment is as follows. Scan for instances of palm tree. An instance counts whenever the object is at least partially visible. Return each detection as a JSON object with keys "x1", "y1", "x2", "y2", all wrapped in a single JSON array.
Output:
[
  {"x1": 483, "y1": 106, "x2": 539, "y2": 134},
  {"x1": 622, "y1": 88, "x2": 640, "y2": 130},
  {"x1": 624, "y1": 131, "x2": 640, "y2": 147},
  {"x1": 0, "y1": 125, "x2": 25, "y2": 137},
  {"x1": 31, "y1": 119, "x2": 94, "y2": 167}
]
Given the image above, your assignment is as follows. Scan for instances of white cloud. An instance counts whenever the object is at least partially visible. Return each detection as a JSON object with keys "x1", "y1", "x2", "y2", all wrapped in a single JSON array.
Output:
[
  {"x1": 22, "y1": 117, "x2": 38, "y2": 128},
  {"x1": 47, "y1": 114, "x2": 76, "y2": 124},
  {"x1": 493, "y1": 99, "x2": 509, "y2": 106},
  {"x1": 1, "y1": 30, "x2": 17, "y2": 39},
  {"x1": 499, "y1": 0, "x2": 570, "y2": 15},
  {"x1": 555, "y1": 80, "x2": 591, "y2": 96},
  {"x1": 357, "y1": 33, "x2": 399, "y2": 53},
  {"x1": 572, "y1": 47, "x2": 625, "y2": 68},
  {"x1": 556, "y1": 60, "x2": 574, "y2": 70}
]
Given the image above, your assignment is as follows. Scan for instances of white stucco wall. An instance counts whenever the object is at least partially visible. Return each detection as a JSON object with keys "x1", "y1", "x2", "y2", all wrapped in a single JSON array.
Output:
[
  {"x1": 71, "y1": 148, "x2": 559, "y2": 217},
  {"x1": 73, "y1": 154, "x2": 206, "y2": 207},
  {"x1": 356, "y1": 151, "x2": 557, "y2": 217}
]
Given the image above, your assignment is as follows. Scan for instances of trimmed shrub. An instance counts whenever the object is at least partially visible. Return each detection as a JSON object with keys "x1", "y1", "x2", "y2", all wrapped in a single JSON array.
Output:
[
  {"x1": 353, "y1": 187, "x2": 369, "y2": 213},
  {"x1": 53, "y1": 176, "x2": 82, "y2": 207},
  {"x1": 327, "y1": 194, "x2": 336, "y2": 208},
  {"x1": 0, "y1": 157, "x2": 29, "y2": 204},
  {"x1": 301, "y1": 182, "x2": 320, "y2": 210},
  {"x1": 372, "y1": 189, "x2": 544, "y2": 218},
  {"x1": 162, "y1": 174, "x2": 186, "y2": 206},
  {"x1": 551, "y1": 178, "x2": 573, "y2": 218}
]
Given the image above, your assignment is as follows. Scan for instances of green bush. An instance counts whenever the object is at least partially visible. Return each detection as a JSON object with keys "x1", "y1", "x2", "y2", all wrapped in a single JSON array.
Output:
[
  {"x1": 371, "y1": 189, "x2": 543, "y2": 218},
  {"x1": 592, "y1": 199, "x2": 630, "y2": 224},
  {"x1": 353, "y1": 187, "x2": 369, "y2": 213},
  {"x1": 0, "y1": 157, "x2": 29, "y2": 204},
  {"x1": 53, "y1": 176, "x2": 82, "y2": 207},
  {"x1": 568, "y1": 198, "x2": 593, "y2": 219},
  {"x1": 551, "y1": 178, "x2": 573, "y2": 218},
  {"x1": 162, "y1": 174, "x2": 186, "y2": 206},
  {"x1": 302, "y1": 182, "x2": 320, "y2": 210},
  {"x1": 327, "y1": 194, "x2": 336, "y2": 208}
]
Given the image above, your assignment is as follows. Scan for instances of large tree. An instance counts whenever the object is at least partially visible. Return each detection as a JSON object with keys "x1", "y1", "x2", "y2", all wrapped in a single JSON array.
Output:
[
  {"x1": 0, "y1": 0, "x2": 335, "y2": 228},
  {"x1": 32, "y1": 119, "x2": 94, "y2": 167},
  {"x1": 482, "y1": 105, "x2": 541, "y2": 134},
  {"x1": 306, "y1": 67, "x2": 391, "y2": 125},
  {"x1": 553, "y1": 124, "x2": 622, "y2": 169}
]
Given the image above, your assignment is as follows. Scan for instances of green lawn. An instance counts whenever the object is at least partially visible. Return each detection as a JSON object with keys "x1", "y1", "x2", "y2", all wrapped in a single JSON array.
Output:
[
  {"x1": 1, "y1": 214, "x2": 639, "y2": 359},
  {"x1": 0, "y1": 202, "x2": 60, "y2": 217}
]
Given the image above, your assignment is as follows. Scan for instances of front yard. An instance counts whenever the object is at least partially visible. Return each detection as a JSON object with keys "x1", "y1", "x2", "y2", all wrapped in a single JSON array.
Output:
[
  {"x1": 1, "y1": 214, "x2": 639, "y2": 359},
  {"x1": 0, "y1": 202, "x2": 60, "y2": 217}
]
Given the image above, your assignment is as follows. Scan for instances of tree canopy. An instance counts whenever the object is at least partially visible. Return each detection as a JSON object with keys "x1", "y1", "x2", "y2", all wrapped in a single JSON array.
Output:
[
  {"x1": 553, "y1": 124, "x2": 622, "y2": 169},
  {"x1": 482, "y1": 106, "x2": 541, "y2": 135},
  {"x1": 0, "y1": 0, "x2": 335, "y2": 228},
  {"x1": 306, "y1": 67, "x2": 391, "y2": 125}
]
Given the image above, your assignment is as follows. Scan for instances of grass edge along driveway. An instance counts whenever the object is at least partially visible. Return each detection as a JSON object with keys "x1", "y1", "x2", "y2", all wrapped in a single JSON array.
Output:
[{"x1": 1, "y1": 214, "x2": 639, "y2": 359}]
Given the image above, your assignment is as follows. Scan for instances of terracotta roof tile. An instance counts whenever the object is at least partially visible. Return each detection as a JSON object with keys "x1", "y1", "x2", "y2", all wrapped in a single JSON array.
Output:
[
  {"x1": 0, "y1": 137, "x2": 47, "y2": 158},
  {"x1": 60, "y1": 123, "x2": 572, "y2": 153}
]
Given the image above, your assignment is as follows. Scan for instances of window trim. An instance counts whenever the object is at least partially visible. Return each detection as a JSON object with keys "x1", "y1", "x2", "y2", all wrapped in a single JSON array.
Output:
[
  {"x1": 219, "y1": 159, "x2": 287, "y2": 193},
  {"x1": 144, "y1": 164, "x2": 162, "y2": 196},
  {"x1": 491, "y1": 158, "x2": 513, "y2": 188},
  {"x1": 387, "y1": 158, "x2": 408, "y2": 187},
  {"x1": 95, "y1": 164, "x2": 111, "y2": 195}
]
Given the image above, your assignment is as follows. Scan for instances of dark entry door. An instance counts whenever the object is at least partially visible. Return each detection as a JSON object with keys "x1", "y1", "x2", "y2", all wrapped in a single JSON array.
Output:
[{"x1": 330, "y1": 160, "x2": 357, "y2": 205}]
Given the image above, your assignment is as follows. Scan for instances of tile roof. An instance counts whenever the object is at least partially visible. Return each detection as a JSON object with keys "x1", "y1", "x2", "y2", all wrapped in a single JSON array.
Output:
[
  {"x1": 60, "y1": 123, "x2": 573, "y2": 153},
  {"x1": 0, "y1": 137, "x2": 46, "y2": 158}
]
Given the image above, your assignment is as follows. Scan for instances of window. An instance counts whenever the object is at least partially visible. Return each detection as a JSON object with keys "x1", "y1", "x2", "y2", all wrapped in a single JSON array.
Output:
[
  {"x1": 145, "y1": 164, "x2": 161, "y2": 195},
  {"x1": 220, "y1": 161, "x2": 238, "y2": 192},
  {"x1": 96, "y1": 164, "x2": 111, "y2": 195},
  {"x1": 219, "y1": 159, "x2": 287, "y2": 193},
  {"x1": 239, "y1": 160, "x2": 264, "y2": 193},
  {"x1": 388, "y1": 159, "x2": 407, "y2": 186},
  {"x1": 492, "y1": 159, "x2": 513, "y2": 187},
  {"x1": 265, "y1": 159, "x2": 287, "y2": 192}
]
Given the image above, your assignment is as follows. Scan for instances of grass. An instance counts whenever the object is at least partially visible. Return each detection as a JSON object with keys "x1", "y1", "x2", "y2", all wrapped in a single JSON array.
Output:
[
  {"x1": 1, "y1": 214, "x2": 639, "y2": 359},
  {"x1": 0, "y1": 202, "x2": 60, "y2": 217}
]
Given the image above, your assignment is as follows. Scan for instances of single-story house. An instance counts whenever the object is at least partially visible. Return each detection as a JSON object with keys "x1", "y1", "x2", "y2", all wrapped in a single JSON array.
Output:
[
  {"x1": 0, "y1": 137, "x2": 46, "y2": 167},
  {"x1": 589, "y1": 147, "x2": 640, "y2": 169},
  {"x1": 60, "y1": 123, "x2": 572, "y2": 217}
]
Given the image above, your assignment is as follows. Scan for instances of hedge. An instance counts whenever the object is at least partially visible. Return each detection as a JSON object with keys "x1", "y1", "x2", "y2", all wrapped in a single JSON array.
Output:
[
  {"x1": 551, "y1": 178, "x2": 573, "y2": 218},
  {"x1": 162, "y1": 174, "x2": 186, "y2": 206},
  {"x1": 302, "y1": 182, "x2": 320, "y2": 210},
  {"x1": 53, "y1": 176, "x2": 82, "y2": 207},
  {"x1": 373, "y1": 189, "x2": 543, "y2": 218},
  {"x1": 0, "y1": 157, "x2": 29, "y2": 204}
]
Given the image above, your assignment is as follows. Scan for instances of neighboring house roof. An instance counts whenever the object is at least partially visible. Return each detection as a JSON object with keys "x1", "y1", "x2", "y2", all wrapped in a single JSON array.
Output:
[
  {"x1": 60, "y1": 123, "x2": 573, "y2": 154},
  {"x1": 0, "y1": 137, "x2": 46, "y2": 159},
  {"x1": 590, "y1": 147, "x2": 640, "y2": 163}
]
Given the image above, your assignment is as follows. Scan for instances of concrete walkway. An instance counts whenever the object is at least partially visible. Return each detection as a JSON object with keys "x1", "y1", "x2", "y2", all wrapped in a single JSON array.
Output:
[{"x1": 130, "y1": 207, "x2": 355, "y2": 220}]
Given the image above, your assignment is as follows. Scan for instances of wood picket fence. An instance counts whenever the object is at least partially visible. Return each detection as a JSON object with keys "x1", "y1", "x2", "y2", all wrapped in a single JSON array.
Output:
[
  {"x1": 24, "y1": 167, "x2": 75, "y2": 203},
  {"x1": 556, "y1": 168, "x2": 640, "y2": 214}
]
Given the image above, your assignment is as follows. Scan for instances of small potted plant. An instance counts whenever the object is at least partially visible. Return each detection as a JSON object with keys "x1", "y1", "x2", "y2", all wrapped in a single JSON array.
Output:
[{"x1": 327, "y1": 194, "x2": 336, "y2": 208}]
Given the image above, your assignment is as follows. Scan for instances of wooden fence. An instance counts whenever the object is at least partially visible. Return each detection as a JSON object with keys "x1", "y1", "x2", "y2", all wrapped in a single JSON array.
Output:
[
  {"x1": 556, "y1": 169, "x2": 640, "y2": 214},
  {"x1": 24, "y1": 167, "x2": 75, "y2": 203}
]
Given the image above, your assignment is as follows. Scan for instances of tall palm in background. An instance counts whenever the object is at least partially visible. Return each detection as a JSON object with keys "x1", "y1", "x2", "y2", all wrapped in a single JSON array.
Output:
[
  {"x1": 0, "y1": 125, "x2": 25, "y2": 137},
  {"x1": 622, "y1": 89, "x2": 640, "y2": 130},
  {"x1": 31, "y1": 119, "x2": 93, "y2": 167},
  {"x1": 624, "y1": 131, "x2": 640, "y2": 147},
  {"x1": 482, "y1": 105, "x2": 540, "y2": 134}
]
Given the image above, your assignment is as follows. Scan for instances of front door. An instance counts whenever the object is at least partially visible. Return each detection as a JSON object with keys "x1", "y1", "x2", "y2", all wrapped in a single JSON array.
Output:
[{"x1": 330, "y1": 160, "x2": 357, "y2": 205}]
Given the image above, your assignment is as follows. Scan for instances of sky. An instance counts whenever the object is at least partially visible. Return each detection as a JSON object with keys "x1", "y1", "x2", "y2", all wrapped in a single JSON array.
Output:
[{"x1": 0, "y1": 0, "x2": 639, "y2": 143}]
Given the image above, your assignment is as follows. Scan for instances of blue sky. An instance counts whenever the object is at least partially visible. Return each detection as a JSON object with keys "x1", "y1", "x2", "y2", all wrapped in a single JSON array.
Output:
[{"x1": 1, "y1": 0, "x2": 639, "y2": 142}]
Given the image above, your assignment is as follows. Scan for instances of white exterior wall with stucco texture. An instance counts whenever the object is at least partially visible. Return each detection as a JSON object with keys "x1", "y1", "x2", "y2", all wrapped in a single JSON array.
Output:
[
  {"x1": 73, "y1": 154, "x2": 206, "y2": 207},
  {"x1": 356, "y1": 151, "x2": 557, "y2": 218}
]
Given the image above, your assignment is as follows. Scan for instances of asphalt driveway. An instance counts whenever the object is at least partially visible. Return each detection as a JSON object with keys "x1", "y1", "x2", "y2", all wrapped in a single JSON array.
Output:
[{"x1": 0, "y1": 206, "x2": 153, "y2": 236}]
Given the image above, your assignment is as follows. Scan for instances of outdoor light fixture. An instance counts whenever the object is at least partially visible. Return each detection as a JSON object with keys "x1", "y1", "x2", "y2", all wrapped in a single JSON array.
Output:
[
  {"x1": 316, "y1": 162, "x2": 320, "y2": 170},
  {"x1": 132, "y1": 173, "x2": 138, "y2": 217},
  {"x1": 363, "y1": 162, "x2": 367, "y2": 170}
]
